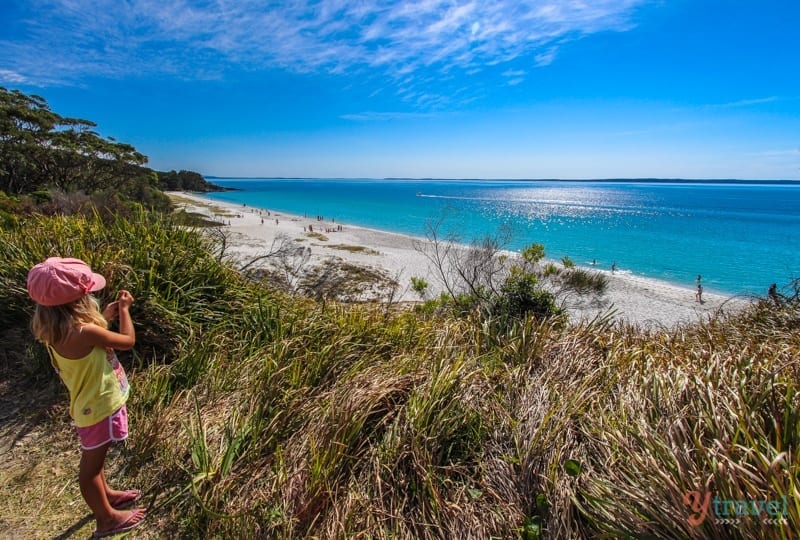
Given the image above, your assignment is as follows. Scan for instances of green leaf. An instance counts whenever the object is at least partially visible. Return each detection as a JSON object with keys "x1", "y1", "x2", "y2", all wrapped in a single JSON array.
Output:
[
  {"x1": 564, "y1": 459, "x2": 582, "y2": 477},
  {"x1": 520, "y1": 516, "x2": 542, "y2": 540},
  {"x1": 467, "y1": 487, "x2": 483, "y2": 500}
]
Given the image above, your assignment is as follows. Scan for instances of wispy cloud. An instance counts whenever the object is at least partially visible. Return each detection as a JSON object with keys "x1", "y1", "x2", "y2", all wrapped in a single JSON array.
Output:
[
  {"x1": 0, "y1": 0, "x2": 648, "y2": 99},
  {"x1": 534, "y1": 48, "x2": 558, "y2": 67},
  {"x1": 340, "y1": 111, "x2": 439, "y2": 122},
  {"x1": 705, "y1": 96, "x2": 780, "y2": 109},
  {"x1": 0, "y1": 69, "x2": 29, "y2": 84},
  {"x1": 502, "y1": 69, "x2": 526, "y2": 86}
]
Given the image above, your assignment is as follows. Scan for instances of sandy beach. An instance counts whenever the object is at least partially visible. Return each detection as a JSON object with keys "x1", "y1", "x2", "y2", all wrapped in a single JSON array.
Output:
[{"x1": 170, "y1": 191, "x2": 750, "y2": 327}]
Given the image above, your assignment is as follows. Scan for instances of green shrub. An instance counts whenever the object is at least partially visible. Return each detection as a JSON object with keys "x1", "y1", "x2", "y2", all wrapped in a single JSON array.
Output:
[
  {"x1": 543, "y1": 262, "x2": 560, "y2": 276},
  {"x1": 411, "y1": 276, "x2": 429, "y2": 299},
  {"x1": 561, "y1": 268, "x2": 608, "y2": 294},
  {"x1": 492, "y1": 268, "x2": 561, "y2": 324}
]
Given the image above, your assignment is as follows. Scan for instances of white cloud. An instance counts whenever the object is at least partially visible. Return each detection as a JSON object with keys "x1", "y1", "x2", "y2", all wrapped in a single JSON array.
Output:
[
  {"x1": 707, "y1": 97, "x2": 779, "y2": 109},
  {"x1": 534, "y1": 48, "x2": 558, "y2": 67},
  {"x1": 340, "y1": 111, "x2": 438, "y2": 122},
  {"x1": 0, "y1": 69, "x2": 29, "y2": 84},
  {"x1": 1, "y1": 0, "x2": 648, "y2": 97},
  {"x1": 470, "y1": 21, "x2": 481, "y2": 39},
  {"x1": 502, "y1": 69, "x2": 526, "y2": 86}
]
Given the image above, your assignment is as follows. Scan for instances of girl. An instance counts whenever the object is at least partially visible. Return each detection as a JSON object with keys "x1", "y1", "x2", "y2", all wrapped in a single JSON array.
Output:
[{"x1": 27, "y1": 257, "x2": 146, "y2": 538}]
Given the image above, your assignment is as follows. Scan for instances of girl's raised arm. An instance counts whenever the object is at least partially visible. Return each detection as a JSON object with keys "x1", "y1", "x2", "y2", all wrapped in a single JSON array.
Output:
[
  {"x1": 81, "y1": 290, "x2": 136, "y2": 350},
  {"x1": 79, "y1": 324, "x2": 135, "y2": 351}
]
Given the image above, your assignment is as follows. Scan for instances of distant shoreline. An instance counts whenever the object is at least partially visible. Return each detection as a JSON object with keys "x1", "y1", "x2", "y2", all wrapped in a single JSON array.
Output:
[
  {"x1": 172, "y1": 191, "x2": 751, "y2": 327},
  {"x1": 194, "y1": 179, "x2": 800, "y2": 296},
  {"x1": 204, "y1": 176, "x2": 800, "y2": 185}
]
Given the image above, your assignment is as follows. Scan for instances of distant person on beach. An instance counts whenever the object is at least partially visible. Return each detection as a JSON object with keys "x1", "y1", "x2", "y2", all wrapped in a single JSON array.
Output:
[
  {"x1": 696, "y1": 283, "x2": 703, "y2": 303},
  {"x1": 26, "y1": 258, "x2": 146, "y2": 538},
  {"x1": 611, "y1": 262, "x2": 616, "y2": 274},
  {"x1": 768, "y1": 283, "x2": 780, "y2": 303}
]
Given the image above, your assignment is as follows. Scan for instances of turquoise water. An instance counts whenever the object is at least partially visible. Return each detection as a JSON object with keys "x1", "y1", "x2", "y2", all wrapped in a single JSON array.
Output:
[{"x1": 200, "y1": 179, "x2": 800, "y2": 296}]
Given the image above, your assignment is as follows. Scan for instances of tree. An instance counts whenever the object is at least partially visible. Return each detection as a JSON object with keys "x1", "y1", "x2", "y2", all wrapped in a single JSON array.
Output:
[
  {"x1": 0, "y1": 86, "x2": 148, "y2": 195},
  {"x1": 156, "y1": 170, "x2": 224, "y2": 192}
]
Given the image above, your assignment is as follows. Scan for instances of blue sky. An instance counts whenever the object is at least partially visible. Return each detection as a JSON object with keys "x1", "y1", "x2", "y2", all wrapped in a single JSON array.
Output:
[{"x1": 1, "y1": 0, "x2": 798, "y2": 179}]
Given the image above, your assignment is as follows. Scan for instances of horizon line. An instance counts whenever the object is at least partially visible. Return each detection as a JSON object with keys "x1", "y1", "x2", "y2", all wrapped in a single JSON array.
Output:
[{"x1": 203, "y1": 176, "x2": 800, "y2": 184}]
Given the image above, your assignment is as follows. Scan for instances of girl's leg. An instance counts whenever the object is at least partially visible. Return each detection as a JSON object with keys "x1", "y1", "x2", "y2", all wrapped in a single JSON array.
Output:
[
  {"x1": 101, "y1": 469, "x2": 123, "y2": 499},
  {"x1": 79, "y1": 443, "x2": 114, "y2": 520},
  {"x1": 101, "y1": 469, "x2": 140, "y2": 507},
  {"x1": 79, "y1": 444, "x2": 145, "y2": 532}
]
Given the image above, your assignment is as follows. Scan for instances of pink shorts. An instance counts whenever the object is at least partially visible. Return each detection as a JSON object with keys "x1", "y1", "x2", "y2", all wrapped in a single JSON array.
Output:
[{"x1": 76, "y1": 405, "x2": 128, "y2": 450}]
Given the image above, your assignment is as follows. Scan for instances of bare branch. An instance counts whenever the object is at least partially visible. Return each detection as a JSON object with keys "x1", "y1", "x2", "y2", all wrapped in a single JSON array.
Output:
[
  {"x1": 412, "y1": 217, "x2": 459, "y2": 300},
  {"x1": 239, "y1": 233, "x2": 306, "y2": 272}
]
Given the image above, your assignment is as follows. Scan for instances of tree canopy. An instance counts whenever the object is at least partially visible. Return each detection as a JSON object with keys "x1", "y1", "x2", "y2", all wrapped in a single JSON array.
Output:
[
  {"x1": 0, "y1": 86, "x2": 155, "y2": 196},
  {"x1": 156, "y1": 169, "x2": 224, "y2": 192}
]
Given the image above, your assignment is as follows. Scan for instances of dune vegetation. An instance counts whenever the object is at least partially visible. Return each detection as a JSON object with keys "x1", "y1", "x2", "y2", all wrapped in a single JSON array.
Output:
[
  {"x1": 1, "y1": 86, "x2": 797, "y2": 538},
  {"x1": 0, "y1": 207, "x2": 798, "y2": 539}
]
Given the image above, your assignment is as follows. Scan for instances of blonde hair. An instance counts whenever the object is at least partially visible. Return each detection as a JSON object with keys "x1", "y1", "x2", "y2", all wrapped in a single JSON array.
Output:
[{"x1": 31, "y1": 295, "x2": 108, "y2": 345}]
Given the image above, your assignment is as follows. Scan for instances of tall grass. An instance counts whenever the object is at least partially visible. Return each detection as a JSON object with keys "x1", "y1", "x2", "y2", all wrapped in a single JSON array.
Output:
[
  {"x1": 0, "y1": 207, "x2": 246, "y2": 363},
  {"x1": 0, "y1": 209, "x2": 797, "y2": 538}
]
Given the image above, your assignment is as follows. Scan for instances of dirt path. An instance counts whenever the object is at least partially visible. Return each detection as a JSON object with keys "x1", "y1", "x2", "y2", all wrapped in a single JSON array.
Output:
[{"x1": 0, "y1": 365, "x2": 152, "y2": 538}]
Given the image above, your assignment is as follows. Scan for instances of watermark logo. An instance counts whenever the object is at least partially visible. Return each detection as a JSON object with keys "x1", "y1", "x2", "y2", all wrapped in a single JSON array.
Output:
[{"x1": 683, "y1": 491, "x2": 789, "y2": 526}]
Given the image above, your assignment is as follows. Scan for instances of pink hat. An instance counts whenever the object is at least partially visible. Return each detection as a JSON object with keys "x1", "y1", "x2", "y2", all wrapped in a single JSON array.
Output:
[{"x1": 27, "y1": 257, "x2": 106, "y2": 306}]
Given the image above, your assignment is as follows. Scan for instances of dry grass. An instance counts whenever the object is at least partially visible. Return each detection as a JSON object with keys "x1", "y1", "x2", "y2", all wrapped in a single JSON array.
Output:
[
  {"x1": 1, "y1": 210, "x2": 797, "y2": 539},
  {"x1": 167, "y1": 193, "x2": 238, "y2": 218},
  {"x1": 324, "y1": 244, "x2": 381, "y2": 255}
]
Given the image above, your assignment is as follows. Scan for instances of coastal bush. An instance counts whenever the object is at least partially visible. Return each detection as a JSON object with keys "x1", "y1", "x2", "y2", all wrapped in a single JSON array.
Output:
[
  {"x1": 413, "y1": 227, "x2": 578, "y2": 328},
  {"x1": 491, "y1": 267, "x2": 562, "y2": 327},
  {"x1": 543, "y1": 262, "x2": 560, "y2": 276},
  {"x1": 0, "y1": 207, "x2": 246, "y2": 364},
  {"x1": 559, "y1": 267, "x2": 609, "y2": 294},
  {"x1": 1, "y1": 208, "x2": 798, "y2": 539},
  {"x1": 156, "y1": 169, "x2": 222, "y2": 192},
  {"x1": 0, "y1": 191, "x2": 22, "y2": 227},
  {"x1": 411, "y1": 276, "x2": 429, "y2": 299}
]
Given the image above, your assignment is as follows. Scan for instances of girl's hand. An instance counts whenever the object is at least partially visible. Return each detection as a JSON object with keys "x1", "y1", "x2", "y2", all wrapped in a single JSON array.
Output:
[
  {"x1": 117, "y1": 290, "x2": 135, "y2": 309},
  {"x1": 103, "y1": 301, "x2": 119, "y2": 321}
]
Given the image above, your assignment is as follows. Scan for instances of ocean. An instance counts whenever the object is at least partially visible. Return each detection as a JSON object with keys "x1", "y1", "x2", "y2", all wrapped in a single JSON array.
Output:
[{"x1": 199, "y1": 179, "x2": 800, "y2": 296}]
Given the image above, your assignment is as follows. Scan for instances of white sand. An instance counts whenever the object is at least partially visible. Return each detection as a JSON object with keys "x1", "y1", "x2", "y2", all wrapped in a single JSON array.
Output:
[{"x1": 170, "y1": 191, "x2": 751, "y2": 327}]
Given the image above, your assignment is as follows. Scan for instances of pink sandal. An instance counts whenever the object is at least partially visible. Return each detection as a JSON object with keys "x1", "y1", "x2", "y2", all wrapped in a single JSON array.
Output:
[
  {"x1": 92, "y1": 507, "x2": 146, "y2": 538},
  {"x1": 108, "y1": 489, "x2": 141, "y2": 509}
]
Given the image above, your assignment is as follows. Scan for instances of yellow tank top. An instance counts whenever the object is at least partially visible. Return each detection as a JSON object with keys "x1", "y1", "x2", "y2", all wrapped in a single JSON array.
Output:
[{"x1": 48, "y1": 345, "x2": 129, "y2": 428}]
